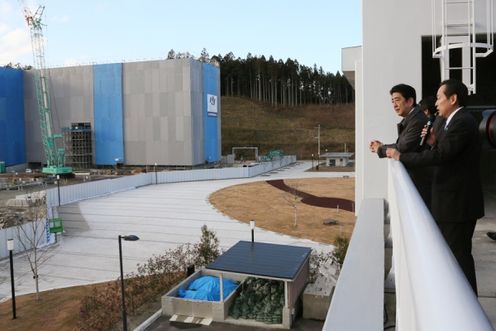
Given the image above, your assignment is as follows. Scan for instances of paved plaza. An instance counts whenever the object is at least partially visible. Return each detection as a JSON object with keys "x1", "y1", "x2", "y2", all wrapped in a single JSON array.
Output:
[{"x1": 0, "y1": 161, "x2": 351, "y2": 300}]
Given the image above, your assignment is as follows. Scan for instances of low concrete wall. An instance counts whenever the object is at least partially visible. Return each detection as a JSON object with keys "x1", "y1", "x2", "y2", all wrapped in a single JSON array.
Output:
[
  {"x1": 46, "y1": 156, "x2": 296, "y2": 208},
  {"x1": 303, "y1": 276, "x2": 334, "y2": 320},
  {"x1": 322, "y1": 198, "x2": 385, "y2": 331},
  {"x1": 161, "y1": 268, "x2": 295, "y2": 329},
  {"x1": 162, "y1": 269, "x2": 242, "y2": 321}
]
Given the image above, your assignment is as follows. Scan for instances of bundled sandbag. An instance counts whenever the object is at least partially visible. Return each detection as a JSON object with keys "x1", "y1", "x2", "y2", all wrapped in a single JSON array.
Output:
[{"x1": 229, "y1": 277, "x2": 284, "y2": 324}]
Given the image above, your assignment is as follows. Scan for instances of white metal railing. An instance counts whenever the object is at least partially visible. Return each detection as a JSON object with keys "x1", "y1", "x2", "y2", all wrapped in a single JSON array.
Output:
[
  {"x1": 388, "y1": 160, "x2": 492, "y2": 330},
  {"x1": 323, "y1": 198, "x2": 385, "y2": 330},
  {"x1": 45, "y1": 156, "x2": 296, "y2": 208}
]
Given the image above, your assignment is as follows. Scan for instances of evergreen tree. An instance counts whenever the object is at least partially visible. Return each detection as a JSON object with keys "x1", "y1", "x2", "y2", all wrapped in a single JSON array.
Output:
[{"x1": 197, "y1": 51, "x2": 354, "y2": 106}]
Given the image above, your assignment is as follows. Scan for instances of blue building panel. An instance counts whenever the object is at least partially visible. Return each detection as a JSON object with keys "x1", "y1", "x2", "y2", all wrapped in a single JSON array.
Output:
[
  {"x1": 202, "y1": 63, "x2": 220, "y2": 163},
  {"x1": 0, "y1": 68, "x2": 26, "y2": 166},
  {"x1": 93, "y1": 64, "x2": 124, "y2": 165}
]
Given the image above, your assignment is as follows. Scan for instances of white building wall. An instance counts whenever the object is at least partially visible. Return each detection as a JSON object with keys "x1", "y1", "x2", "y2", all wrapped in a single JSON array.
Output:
[
  {"x1": 355, "y1": 0, "x2": 496, "y2": 210},
  {"x1": 361, "y1": 0, "x2": 431, "y2": 204}
]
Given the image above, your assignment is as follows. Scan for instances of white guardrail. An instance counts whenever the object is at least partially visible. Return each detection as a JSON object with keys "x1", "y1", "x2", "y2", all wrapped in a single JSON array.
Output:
[
  {"x1": 323, "y1": 160, "x2": 492, "y2": 331},
  {"x1": 45, "y1": 156, "x2": 295, "y2": 208},
  {"x1": 387, "y1": 160, "x2": 492, "y2": 331}
]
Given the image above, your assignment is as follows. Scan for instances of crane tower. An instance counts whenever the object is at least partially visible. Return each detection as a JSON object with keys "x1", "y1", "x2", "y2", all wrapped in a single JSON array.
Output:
[{"x1": 23, "y1": 6, "x2": 72, "y2": 174}]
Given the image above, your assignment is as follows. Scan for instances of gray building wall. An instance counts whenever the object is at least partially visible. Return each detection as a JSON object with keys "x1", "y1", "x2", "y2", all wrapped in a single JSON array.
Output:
[
  {"x1": 24, "y1": 66, "x2": 94, "y2": 164},
  {"x1": 190, "y1": 60, "x2": 204, "y2": 165},
  {"x1": 23, "y1": 58, "x2": 216, "y2": 167},
  {"x1": 123, "y1": 58, "x2": 204, "y2": 166}
]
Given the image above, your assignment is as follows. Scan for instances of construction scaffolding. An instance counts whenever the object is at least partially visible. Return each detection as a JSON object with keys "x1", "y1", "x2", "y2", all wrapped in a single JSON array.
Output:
[{"x1": 63, "y1": 123, "x2": 93, "y2": 170}]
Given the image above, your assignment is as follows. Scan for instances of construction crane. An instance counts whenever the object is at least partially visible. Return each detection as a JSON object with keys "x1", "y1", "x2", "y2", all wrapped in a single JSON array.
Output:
[{"x1": 23, "y1": 5, "x2": 72, "y2": 175}]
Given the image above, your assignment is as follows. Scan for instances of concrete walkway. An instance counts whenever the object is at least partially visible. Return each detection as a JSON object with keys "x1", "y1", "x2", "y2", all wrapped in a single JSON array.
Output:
[{"x1": 0, "y1": 161, "x2": 351, "y2": 300}]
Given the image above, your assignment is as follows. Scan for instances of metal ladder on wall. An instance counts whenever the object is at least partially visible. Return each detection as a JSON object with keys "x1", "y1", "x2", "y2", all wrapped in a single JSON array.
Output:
[{"x1": 432, "y1": 0, "x2": 494, "y2": 94}]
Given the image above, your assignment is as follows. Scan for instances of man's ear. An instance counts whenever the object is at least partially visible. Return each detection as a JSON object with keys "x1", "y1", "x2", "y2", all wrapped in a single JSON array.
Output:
[
  {"x1": 407, "y1": 97, "x2": 415, "y2": 108},
  {"x1": 449, "y1": 94, "x2": 458, "y2": 106}
]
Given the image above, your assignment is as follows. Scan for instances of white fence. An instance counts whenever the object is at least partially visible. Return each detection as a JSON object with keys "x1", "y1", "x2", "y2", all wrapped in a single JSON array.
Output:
[
  {"x1": 387, "y1": 160, "x2": 492, "y2": 331},
  {"x1": 1, "y1": 156, "x2": 295, "y2": 259},
  {"x1": 46, "y1": 156, "x2": 296, "y2": 208},
  {"x1": 0, "y1": 220, "x2": 49, "y2": 259}
]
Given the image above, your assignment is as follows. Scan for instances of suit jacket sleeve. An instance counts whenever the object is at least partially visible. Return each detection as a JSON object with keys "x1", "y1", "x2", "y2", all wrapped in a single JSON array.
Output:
[
  {"x1": 377, "y1": 112, "x2": 426, "y2": 158},
  {"x1": 378, "y1": 143, "x2": 396, "y2": 158},
  {"x1": 399, "y1": 115, "x2": 474, "y2": 167}
]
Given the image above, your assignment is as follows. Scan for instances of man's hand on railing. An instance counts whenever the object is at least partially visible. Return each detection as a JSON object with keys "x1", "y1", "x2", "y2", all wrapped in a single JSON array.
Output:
[
  {"x1": 369, "y1": 140, "x2": 383, "y2": 153},
  {"x1": 386, "y1": 148, "x2": 400, "y2": 160}
]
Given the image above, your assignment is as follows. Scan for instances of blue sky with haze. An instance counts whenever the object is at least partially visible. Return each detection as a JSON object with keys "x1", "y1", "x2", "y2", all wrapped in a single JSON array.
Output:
[{"x1": 1, "y1": 0, "x2": 361, "y2": 73}]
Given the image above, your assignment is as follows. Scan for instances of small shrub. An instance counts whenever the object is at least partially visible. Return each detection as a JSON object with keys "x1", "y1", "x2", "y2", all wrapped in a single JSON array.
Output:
[
  {"x1": 78, "y1": 225, "x2": 221, "y2": 330},
  {"x1": 194, "y1": 225, "x2": 221, "y2": 267},
  {"x1": 79, "y1": 282, "x2": 120, "y2": 331},
  {"x1": 331, "y1": 236, "x2": 350, "y2": 270},
  {"x1": 308, "y1": 250, "x2": 332, "y2": 283}
]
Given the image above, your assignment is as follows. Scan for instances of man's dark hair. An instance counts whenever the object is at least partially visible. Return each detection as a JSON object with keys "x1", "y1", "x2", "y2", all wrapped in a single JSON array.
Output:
[
  {"x1": 419, "y1": 96, "x2": 437, "y2": 116},
  {"x1": 439, "y1": 79, "x2": 468, "y2": 107},
  {"x1": 390, "y1": 84, "x2": 417, "y2": 104}
]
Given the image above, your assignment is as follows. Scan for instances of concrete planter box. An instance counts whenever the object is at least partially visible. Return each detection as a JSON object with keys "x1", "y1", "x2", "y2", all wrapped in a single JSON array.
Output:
[
  {"x1": 162, "y1": 269, "x2": 244, "y2": 322},
  {"x1": 162, "y1": 269, "x2": 294, "y2": 328}
]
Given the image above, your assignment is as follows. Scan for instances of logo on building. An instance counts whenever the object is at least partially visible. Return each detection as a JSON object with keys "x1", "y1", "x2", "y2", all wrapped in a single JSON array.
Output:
[{"x1": 207, "y1": 94, "x2": 218, "y2": 117}]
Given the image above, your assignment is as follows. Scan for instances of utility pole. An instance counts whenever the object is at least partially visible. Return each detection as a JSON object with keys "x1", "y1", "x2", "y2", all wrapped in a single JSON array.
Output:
[
  {"x1": 315, "y1": 124, "x2": 321, "y2": 157},
  {"x1": 315, "y1": 124, "x2": 321, "y2": 170},
  {"x1": 318, "y1": 124, "x2": 321, "y2": 158}
]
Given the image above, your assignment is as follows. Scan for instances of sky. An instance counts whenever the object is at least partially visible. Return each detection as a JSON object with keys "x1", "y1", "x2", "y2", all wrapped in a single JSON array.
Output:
[{"x1": 0, "y1": 0, "x2": 361, "y2": 74}]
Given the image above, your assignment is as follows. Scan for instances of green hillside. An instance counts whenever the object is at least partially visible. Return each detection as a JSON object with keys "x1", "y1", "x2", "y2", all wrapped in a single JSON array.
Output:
[{"x1": 221, "y1": 97, "x2": 354, "y2": 159}]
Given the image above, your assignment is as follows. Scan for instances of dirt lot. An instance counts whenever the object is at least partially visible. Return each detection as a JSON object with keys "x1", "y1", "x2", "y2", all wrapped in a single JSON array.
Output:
[{"x1": 209, "y1": 177, "x2": 355, "y2": 244}]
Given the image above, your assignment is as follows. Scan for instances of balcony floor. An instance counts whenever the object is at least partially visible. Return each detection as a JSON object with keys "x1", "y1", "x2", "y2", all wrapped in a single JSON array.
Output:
[{"x1": 474, "y1": 190, "x2": 496, "y2": 328}]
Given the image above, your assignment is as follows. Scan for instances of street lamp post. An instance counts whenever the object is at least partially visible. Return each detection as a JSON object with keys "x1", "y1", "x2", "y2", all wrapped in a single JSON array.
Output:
[
  {"x1": 250, "y1": 220, "x2": 256, "y2": 243},
  {"x1": 154, "y1": 162, "x2": 157, "y2": 185},
  {"x1": 118, "y1": 234, "x2": 139, "y2": 331},
  {"x1": 7, "y1": 239, "x2": 16, "y2": 319},
  {"x1": 56, "y1": 175, "x2": 61, "y2": 206}
]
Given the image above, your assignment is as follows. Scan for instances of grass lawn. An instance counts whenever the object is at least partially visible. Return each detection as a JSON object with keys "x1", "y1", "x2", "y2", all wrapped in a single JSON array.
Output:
[{"x1": 210, "y1": 177, "x2": 355, "y2": 244}]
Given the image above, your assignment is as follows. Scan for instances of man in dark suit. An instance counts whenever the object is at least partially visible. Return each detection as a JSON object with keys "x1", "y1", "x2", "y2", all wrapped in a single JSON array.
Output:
[
  {"x1": 369, "y1": 84, "x2": 431, "y2": 207},
  {"x1": 387, "y1": 79, "x2": 484, "y2": 294}
]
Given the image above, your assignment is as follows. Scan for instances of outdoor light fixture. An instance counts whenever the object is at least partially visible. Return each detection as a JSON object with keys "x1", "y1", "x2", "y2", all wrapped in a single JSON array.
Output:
[
  {"x1": 118, "y1": 234, "x2": 139, "y2": 331},
  {"x1": 250, "y1": 220, "x2": 255, "y2": 242},
  {"x1": 7, "y1": 239, "x2": 16, "y2": 319}
]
